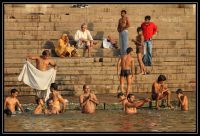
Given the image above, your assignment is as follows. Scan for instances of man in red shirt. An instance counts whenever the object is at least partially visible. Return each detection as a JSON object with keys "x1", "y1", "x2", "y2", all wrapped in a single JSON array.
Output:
[{"x1": 141, "y1": 15, "x2": 157, "y2": 66}]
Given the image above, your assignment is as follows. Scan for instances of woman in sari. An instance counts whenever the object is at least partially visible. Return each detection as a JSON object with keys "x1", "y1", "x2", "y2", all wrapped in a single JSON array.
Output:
[{"x1": 55, "y1": 34, "x2": 78, "y2": 57}]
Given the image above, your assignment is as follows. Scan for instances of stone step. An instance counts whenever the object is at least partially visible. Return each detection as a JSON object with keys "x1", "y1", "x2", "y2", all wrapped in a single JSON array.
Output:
[
  {"x1": 4, "y1": 66, "x2": 196, "y2": 75},
  {"x1": 4, "y1": 39, "x2": 195, "y2": 47},
  {"x1": 4, "y1": 22, "x2": 194, "y2": 32},
  {"x1": 4, "y1": 78, "x2": 196, "y2": 86},
  {"x1": 4, "y1": 56, "x2": 196, "y2": 64},
  {"x1": 4, "y1": 78, "x2": 196, "y2": 87},
  {"x1": 4, "y1": 4, "x2": 196, "y2": 96},
  {"x1": 4, "y1": 73, "x2": 195, "y2": 85},
  {"x1": 3, "y1": 82, "x2": 196, "y2": 96},
  {"x1": 4, "y1": 48, "x2": 196, "y2": 58},
  {"x1": 4, "y1": 29, "x2": 195, "y2": 40},
  {"x1": 4, "y1": 42, "x2": 196, "y2": 50},
  {"x1": 4, "y1": 43, "x2": 196, "y2": 52},
  {"x1": 3, "y1": 61, "x2": 196, "y2": 68},
  {"x1": 5, "y1": 5, "x2": 194, "y2": 22},
  {"x1": 4, "y1": 4, "x2": 181, "y2": 14}
]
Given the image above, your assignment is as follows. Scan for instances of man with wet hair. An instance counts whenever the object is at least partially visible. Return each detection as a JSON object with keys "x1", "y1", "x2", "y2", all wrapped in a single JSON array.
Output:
[
  {"x1": 176, "y1": 89, "x2": 188, "y2": 111},
  {"x1": 151, "y1": 74, "x2": 174, "y2": 110},
  {"x1": 117, "y1": 92, "x2": 151, "y2": 114},
  {"x1": 79, "y1": 84, "x2": 99, "y2": 113},
  {"x1": 117, "y1": 47, "x2": 134, "y2": 96},
  {"x1": 117, "y1": 10, "x2": 130, "y2": 55},
  {"x1": 46, "y1": 83, "x2": 68, "y2": 114},
  {"x1": 4, "y1": 89, "x2": 24, "y2": 116},
  {"x1": 33, "y1": 98, "x2": 45, "y2": 114}
]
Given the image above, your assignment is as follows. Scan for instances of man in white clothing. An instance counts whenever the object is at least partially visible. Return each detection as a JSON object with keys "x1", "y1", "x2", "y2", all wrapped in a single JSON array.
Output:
[{"x1": 74, "y1": 23, "x2": 94, "y2": 57}]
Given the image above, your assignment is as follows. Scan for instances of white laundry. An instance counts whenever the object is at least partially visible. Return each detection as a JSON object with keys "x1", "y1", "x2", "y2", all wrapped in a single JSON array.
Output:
[
  {"x1": 102, "y1": 38, "x2": 114, "y2": 49},
  {"x1": 18, "y1": 61, "x2": 56, "y2": 102}
]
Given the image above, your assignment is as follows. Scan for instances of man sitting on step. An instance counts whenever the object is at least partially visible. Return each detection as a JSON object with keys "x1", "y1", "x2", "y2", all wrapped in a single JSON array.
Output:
[{"x1": 74, "y1": 23, "x2": 96, "y2": 57}]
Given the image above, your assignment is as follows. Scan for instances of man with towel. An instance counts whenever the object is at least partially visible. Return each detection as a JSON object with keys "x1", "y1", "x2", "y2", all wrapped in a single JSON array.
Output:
[{"x1": 19, "y1": 50, "x2": 57, "y2": 101}]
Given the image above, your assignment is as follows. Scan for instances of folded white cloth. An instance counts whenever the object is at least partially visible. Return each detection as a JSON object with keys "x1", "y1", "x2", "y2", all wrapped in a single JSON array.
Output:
[
  {"x1": 18, "y1": 61, "x2": 56, "y2": 101},
  {"x1": 102, "y1": 38, "x2": 114, "y2": 49}
]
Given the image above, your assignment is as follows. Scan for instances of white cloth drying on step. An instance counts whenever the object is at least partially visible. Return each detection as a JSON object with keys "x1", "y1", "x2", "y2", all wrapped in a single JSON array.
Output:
[{"x1": 102, "y1": 38, "x2": 114, "y2": 49}]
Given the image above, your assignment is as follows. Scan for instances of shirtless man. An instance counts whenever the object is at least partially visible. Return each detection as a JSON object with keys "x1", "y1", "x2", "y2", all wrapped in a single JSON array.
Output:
[
  {"x1": 117, "y1": 10, "x2": 130, "y2": 55},
  {"x1": 176, "y1": 89, "x2": 188, "y2": 111},
  {"x1": 26, "y1": 50, "x2": 56, "y2": 71},
  {"x1": 26, "y1": 50, "x2": 57, "y2": 99},
  {"x1": 117, "y1": 92, "x2": 150, "y2": 114},
  {"x1": 45, "y1": 83, "x2": 67, "y2": 114},
  {"x1": 79, "y1": 84, "x2": 99, "y2": 114},
  {"x1": 117, "y1": 47, "x2": 134, "y2": 96},
  {"x1": 33, "y1": 98, "x2": 45, "y2": 114},
  {"x1": 152, "y1": 75, "x2": 174, "y2": 110},
  {"x1": 45, "y1": 99, "x2": 59, "y2": 114},
  {"x1": 132, "y1": 27, "x2": 147, "y2": 75},
  {"x1": 4, "y1": 89, "x2": 24, "y2": 116}
]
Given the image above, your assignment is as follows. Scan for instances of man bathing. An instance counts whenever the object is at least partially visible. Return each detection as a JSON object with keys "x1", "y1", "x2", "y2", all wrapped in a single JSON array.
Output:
[
  {"x1": 79, "y1": 84, "x2": 99, "y2": 113},
  {"x1": 117, "y1": 92, "x2": 151, "y2": 114},
  {"x1": 176, "y1": 89, "x2": 188, "y2": 111},
  {"x1": 33, "y1": 98, "x2": 45, "y2": 114},
  {"x1": 4, "y1": 89, "x2": 24, "y2": 116},
  {"x1": 45, "y1": 83, "x2": 68, "y2": 114}
]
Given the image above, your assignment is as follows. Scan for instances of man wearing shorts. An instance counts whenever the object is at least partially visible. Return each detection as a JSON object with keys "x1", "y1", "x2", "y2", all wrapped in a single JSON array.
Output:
[{"x1": 117, "y1": 47, "x2": 134, "y2": 96}]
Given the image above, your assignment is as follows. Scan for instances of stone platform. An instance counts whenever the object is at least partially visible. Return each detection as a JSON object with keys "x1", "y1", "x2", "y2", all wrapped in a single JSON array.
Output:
[{"x1": 4, "y1": 4, "x2": 196, "y2": 96}]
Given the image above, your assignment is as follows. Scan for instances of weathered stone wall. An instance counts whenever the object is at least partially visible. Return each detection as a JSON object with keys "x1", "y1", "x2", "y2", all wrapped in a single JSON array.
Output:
[{"x1": 4, "y1": 4, "x2": 196, "y2": 96}]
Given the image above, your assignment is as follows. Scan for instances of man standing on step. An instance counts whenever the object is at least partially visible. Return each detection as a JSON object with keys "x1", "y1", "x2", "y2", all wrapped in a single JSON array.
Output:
[
  {"x1": 26, "y1": 50, "x2": 57, "y2": 100},
  {"x1": 141, "y1": 15, "x2": 157, "y2": 66},
  {"x1": 117, "y1": 10, "x2": 130, "y2": 55},
  {"x1": 117, "y1": 47, "x2": 134, "y2": 96},
  {"x1": 26, "y1": 50, "x2": 56, "y2": 71}
]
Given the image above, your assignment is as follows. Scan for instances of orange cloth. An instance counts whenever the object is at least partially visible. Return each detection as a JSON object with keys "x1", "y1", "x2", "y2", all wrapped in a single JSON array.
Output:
[{"x1": 55, "y1": 39, "x2": 75, "y2": 57}]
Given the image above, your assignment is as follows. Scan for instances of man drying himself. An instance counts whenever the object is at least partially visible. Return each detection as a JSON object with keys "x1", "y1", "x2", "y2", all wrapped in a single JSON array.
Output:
[{"x1": 26, "y1": 50, "x2": 57, "y2": 99}]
